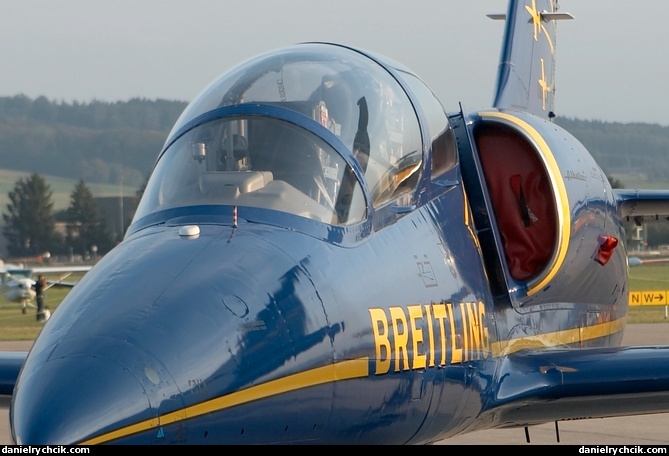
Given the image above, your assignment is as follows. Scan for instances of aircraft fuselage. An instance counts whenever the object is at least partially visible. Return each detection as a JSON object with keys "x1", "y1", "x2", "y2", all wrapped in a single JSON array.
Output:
[{"x1": 10, "y1": 34, "x2": 629, "y2": 445}]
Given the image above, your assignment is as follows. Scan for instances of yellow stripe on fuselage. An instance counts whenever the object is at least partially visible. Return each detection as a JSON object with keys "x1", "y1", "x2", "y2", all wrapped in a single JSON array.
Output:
[
  {"x1": 80, "y1": 315, "x2": 626, "y2": 445},
  {"x1": 491, "y1": 316, "x2": 627, "y2": 357},
  {"x1": 81, "y1": 357, "x2": 369, "y2": 445}
]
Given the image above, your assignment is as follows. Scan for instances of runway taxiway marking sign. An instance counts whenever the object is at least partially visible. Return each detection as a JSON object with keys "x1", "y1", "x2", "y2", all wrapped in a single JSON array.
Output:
[{"x1": 630, "y1": 291, "x2": 668, "y2": 306}]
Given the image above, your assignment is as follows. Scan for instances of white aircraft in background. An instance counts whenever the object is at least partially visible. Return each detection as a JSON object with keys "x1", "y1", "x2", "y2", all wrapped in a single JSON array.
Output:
[{"x1": 0, "y1": 260, "x2": 92, "y2": 313}]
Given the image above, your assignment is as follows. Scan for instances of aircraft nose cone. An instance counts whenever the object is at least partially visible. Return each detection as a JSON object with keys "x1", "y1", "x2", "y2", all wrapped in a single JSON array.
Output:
[{"x1": 11, "y1": 350, "x2": 159, "y2": 444}]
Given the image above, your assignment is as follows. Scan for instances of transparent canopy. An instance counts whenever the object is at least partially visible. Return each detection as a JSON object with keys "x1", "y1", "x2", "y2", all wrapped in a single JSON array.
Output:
[{"x1": 133, "y1": 43, "x2": 425, "y2": 227}]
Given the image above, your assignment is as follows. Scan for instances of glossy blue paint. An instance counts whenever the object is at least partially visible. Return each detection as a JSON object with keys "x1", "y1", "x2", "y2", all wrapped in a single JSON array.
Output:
[
  {"x1": 7, "y1": 0, "x2": 669, "y2": 445},
  {"x1": 0, "y1": 352, "x2": 27, "y2": 396}
]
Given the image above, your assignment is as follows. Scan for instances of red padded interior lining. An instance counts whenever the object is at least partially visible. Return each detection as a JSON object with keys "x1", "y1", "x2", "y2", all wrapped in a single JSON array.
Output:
[{"x1": 475, "y1": 125, "x2": 557, "y2": 281}]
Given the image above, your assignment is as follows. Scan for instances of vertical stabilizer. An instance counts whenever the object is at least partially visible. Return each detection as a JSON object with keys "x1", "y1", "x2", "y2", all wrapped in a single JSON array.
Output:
[{"x1": 490, "y1": 0, "x2": 573, "y2": 121}]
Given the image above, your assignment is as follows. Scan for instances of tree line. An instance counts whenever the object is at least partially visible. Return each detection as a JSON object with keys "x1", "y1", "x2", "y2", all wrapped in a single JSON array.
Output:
[{"x1": 2, "y1": 173, "x2": 120, "y2": 259}]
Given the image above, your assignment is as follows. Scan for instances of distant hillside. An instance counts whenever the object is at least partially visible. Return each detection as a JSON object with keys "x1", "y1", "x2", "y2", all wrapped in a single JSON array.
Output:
[
  {"x1": 1, "y1": 96, "x2": 668, "y2": 192},
  {"x1": 0, "y1": 95, "x2": 188, "y2": 189},
  {"x1": 555, "y1": 117, "x2": 669, "y2": 188}
]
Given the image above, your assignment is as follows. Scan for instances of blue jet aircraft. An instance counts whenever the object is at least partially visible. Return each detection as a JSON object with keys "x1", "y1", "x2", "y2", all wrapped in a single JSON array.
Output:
[{"x1": 3, "y1": 0, "x2": 669, "y2": 445}]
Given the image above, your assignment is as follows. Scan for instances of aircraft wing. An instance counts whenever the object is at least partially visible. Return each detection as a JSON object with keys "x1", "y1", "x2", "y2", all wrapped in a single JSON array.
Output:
[
  {"x1": 615, "y1": 189, "x2": 669, "y2": 223},
  {"x1": 483, "y1": 346, "x2": 669, "y2": 427},
  {"x1": 32, "y1": 266, "x2": 92, "y2": 289},
  {"x1": 30, "y1": 266, "x2": 92, "y2": 274},
  {"x1": 0, "y1": 352, "x2": 28, "y2": 396},
  {"x1": 45, "y1": 279, "x2": 77, "y2": 289}
]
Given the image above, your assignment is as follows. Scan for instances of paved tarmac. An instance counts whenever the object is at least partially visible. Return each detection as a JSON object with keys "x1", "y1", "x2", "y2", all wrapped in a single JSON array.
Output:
[{"x1": 1, "y1": 324, "x2": 669, "y2": 445}]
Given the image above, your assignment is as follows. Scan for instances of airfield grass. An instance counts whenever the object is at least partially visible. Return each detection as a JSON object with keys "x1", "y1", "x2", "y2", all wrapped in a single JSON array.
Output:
[
  {"x1": 627, "y1": 262, "x2": 669, "y2": 323},
  {"x1": 1, "y1": 263, "x2": 669, "y2": 341},
  {"x1": 0, "y1": 272, "x2": 87, "y2": 341}
]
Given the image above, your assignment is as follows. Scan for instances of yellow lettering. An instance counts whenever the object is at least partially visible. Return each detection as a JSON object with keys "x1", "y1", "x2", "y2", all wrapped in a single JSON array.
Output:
[
  {"x1": 368, "y1": 308, "x2": 391, "y2": 375},
  {"x1": 432, "y1": 303, "x2": 448, "y2": 366},
  {"x1": 478, "y1": 300, "x2": 489, "y2": 357},
  {"x1": 447, "y1": 303, "x2": 463, "y2": 364},
  {"x1": 369, "y1": 300, "x2": 488, "y2": 375},
  {"x1": 408, "y1": 305, "x2": 426, "y2": 370},
  {"x1": 389, "y1": 306, "x2": 410, "y2": 372},
  {"x1": 466, "y1": 302, "x2": 481, "y2": 359},
  {"x1": 460, "y1": 303, "x2": 469, "y2": 362},
  {"x1": 424, "y1": 304, "x2": 436, "y2": 367}
]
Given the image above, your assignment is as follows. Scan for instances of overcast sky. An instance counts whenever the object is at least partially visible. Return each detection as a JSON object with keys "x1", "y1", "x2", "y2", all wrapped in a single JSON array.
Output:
[{"x1": 2, "y1": 0, "x2": 667, "y2": 126}]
